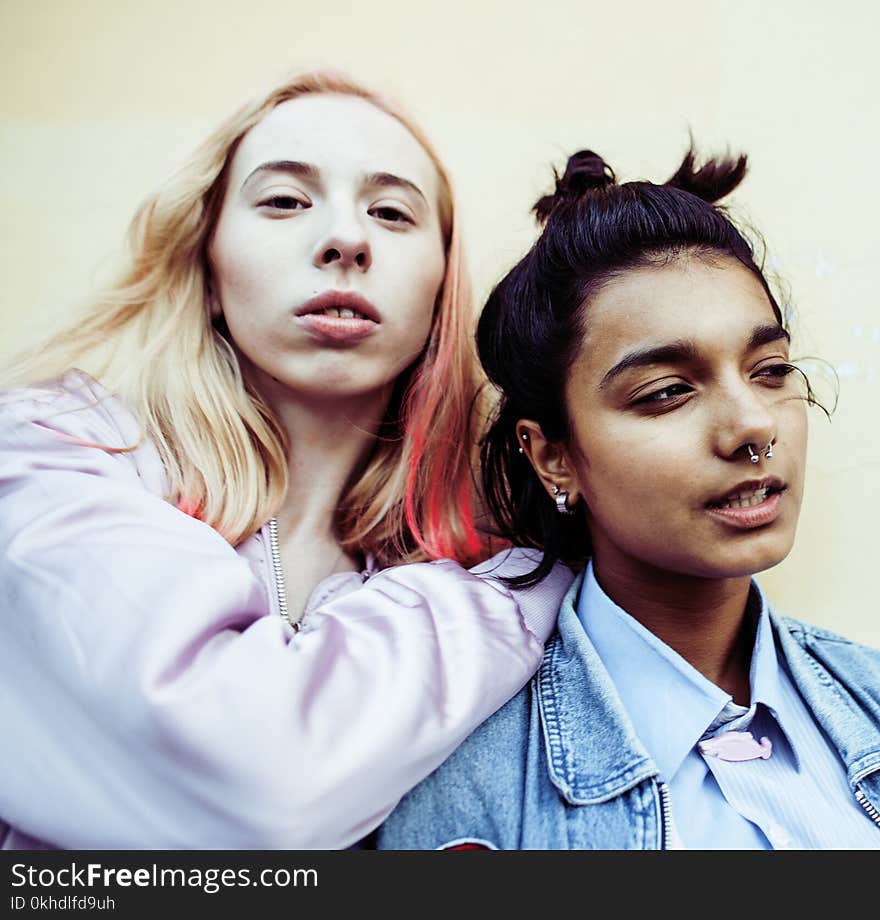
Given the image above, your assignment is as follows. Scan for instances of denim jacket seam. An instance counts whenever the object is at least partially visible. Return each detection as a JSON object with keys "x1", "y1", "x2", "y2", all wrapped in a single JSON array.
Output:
[
  {"x1": 538, "y1": 637, "x2": 568, "y2": 789},
  {"x1": 783, "y1": 618, "x2": 856, "y2": 647},
  {"x1": 775, "y1": 613, "x2": 871, "y2": 711},
  {"x1": 564, "y1": 763, "x2": 660, "y2": 805}
]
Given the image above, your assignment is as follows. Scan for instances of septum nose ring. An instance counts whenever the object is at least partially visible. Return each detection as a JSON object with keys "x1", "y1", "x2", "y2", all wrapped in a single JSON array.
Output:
[{"x1": 747, "y1": 442, "x2": 774, "y2": 463}]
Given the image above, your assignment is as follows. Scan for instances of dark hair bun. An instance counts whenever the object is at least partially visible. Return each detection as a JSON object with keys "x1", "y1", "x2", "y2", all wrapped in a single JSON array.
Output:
[
  {"x1": 533, "y1": 150, "x2": 615, "y2": 223},
  {"x1": 665, "y1": 147, "x2": 748, "y2": 203}
]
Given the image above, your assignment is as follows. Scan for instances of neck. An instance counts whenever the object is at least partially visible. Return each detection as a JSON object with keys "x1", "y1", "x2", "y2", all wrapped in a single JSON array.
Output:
[
  {"x1": 250, "y1": 368, "x2": 390, "y2": 543},
  {"x1": 249, "y1": 370, "x2": 392, "y2": 620},
  {"x1": 591, "y1": 548, "x2": 755, "y2": 705}
]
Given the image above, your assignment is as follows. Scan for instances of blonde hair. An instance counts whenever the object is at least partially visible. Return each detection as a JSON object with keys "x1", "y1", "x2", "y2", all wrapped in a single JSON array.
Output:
[{"x1": 3, "y1": 70, "x2": 482, "y2": 567}]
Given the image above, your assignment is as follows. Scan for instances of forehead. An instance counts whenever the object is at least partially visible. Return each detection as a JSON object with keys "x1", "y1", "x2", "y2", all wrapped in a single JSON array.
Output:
[
  {"x1": 580, "y1": 257, "x2": 780, "y2": 371},
  {"x1": 229, "y1": 93, "x2": 440, "y2": 200}
]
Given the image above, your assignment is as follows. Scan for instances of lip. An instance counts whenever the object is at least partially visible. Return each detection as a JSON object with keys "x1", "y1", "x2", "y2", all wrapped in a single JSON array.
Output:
[
  {"x1": 704, "y1": 476, "x2": 787, "y2": 530},
  {"x1": 293, "y1": 291, "x2": 381, "y2": 345},
  {"x1": 706, "y1": 476, "x2": 786, "y2": 507},
  {"x1": 705, "y1": 491, "x2": 784, "y2": 529},
  {"x1": 294, "y1": 291, "x2": 381, "y2": 324}
]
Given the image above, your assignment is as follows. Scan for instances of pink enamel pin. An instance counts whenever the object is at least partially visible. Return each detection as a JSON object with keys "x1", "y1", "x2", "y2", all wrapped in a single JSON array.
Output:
[{"x1": 698, "y1": 731, "x2": 772, "y2": 762}]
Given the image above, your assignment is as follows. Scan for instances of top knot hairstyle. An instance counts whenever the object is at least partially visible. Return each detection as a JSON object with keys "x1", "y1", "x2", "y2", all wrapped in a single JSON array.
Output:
[
  {"x1": 532, "y1": 150, "x2": 617, "y2": 221},
  {"x1": 477, "y1": 144, "x2": 810, "y2": 587}
]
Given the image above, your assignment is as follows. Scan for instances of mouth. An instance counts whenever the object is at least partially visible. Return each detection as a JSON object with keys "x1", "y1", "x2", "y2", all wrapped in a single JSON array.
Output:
[
  {"x1": 706, "y1": 477, "x2": 786, "y2": 510},
  {"x1": 295, "y1": 291, "x2": 381, "y2": 324},
  {"x1": 704, "y1": 477, "x2": 787, "y2": 529}
]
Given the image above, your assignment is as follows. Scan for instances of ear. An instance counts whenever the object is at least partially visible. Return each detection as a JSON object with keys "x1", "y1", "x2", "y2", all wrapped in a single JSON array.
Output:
[{"x1": 515, "y1": 419, "x2": 582, "y2": 506}]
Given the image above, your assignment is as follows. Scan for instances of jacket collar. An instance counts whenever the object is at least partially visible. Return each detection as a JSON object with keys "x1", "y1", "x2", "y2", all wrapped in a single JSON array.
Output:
[
  {"x1": 773, "y1": 618, "x2": 880, "y2": 785},
  {"x1": 539, "y1": 571, "x2": 880, "y2": 805},
  {"x1": 538, "y1": 572, "x2": 659, "y2": 804}
]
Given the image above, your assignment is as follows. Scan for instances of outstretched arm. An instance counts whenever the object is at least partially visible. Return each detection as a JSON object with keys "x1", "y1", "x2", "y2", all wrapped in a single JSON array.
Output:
[{"x1": 0, "y1": 380, "x2": 573, "y2": 849}]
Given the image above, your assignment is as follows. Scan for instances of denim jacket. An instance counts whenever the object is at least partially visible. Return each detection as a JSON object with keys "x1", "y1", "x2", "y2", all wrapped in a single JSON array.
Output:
[{"x1": 376, "y1": 574, "x2": 880, "y2": 849}]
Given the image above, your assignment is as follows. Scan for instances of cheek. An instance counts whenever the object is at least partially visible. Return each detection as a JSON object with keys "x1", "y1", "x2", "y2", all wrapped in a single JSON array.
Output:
[
  {"x1": 584, "y1": 455, "x2": 669, "y2": 517},
  {"x1": 572, "y1": 426, "x2": 687, "y2": 537},
  {"x1": 573, "y1": 415, "x2": 671, "y2": 498},
  {"x1": 400, "y1": 241, "x2": 446, "y2": 339},
  {"x1": 783, "y1": 399, "x2": 809, "y2": 489},
  {"x1": 418, "y1": 236, "x2": 446, "y2": 299},
  {"x1": 791, "y1": 398, "x2": 808, "y2": 444},
  {"x1": 208, "y1": 245, "x2": 276, "y2": 363},
  {"x1": 211, "y1": 236, "x2": 270, "y2": 305}
]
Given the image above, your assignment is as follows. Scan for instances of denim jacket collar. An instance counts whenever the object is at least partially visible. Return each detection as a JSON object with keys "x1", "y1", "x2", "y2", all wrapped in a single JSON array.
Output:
[
  {"x1": 540, "y1": 572, "x2": 880, "y2": 806},
  {"x1": 775, "y1": 621, "x2": 880, "y2": 785},
  {"x1": 539, "y1": 573, "x2": 659, "y2": 804}
]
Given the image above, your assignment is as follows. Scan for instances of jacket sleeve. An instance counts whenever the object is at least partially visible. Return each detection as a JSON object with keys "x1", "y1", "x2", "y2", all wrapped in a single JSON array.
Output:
[{"x1": 0, "y1": 383, "x2": 573, "y2": 850}]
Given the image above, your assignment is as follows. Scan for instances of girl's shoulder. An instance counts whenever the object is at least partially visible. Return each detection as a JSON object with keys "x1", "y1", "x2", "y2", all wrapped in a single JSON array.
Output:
[
  {"x1": 0, "y1": 369, "x2": 165, "y2": 493},
  {"x1": 779, "y1": 613, "x2": 880, "y2": 657},
  {"x1": 1, "y1": 369, "x2": 135, "y2": 435},
  {"x1": 776, "y1": 611, "x2": 880, "y2": 697}
]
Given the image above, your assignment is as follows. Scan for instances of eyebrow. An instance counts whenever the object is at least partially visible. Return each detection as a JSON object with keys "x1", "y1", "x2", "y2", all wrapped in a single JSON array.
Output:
[
  {"x1": 599, "y1": 322, "x2": 791, "y2": 390},
  {"x1": 364, "y1": 171, "x2": 427, "y2": 204},
  {"x1": 242, "y1": 160, "x2": 319, "y2": 188},
  {"x1": 242, "y1": 160, "x2": 427, "y2": 203}
]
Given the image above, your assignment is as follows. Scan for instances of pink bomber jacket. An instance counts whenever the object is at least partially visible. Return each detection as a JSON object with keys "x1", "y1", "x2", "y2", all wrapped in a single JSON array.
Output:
[{"x1": 0, "y1": 372, "x2": 574, "y2": 850}]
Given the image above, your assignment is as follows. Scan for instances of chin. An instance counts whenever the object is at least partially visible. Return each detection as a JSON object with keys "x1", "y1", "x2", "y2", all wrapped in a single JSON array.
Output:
[
  {"x1": 650, "y1": 528, "x2": 796, "y2": 580},
  {"x1": 270, "y1": 365, "x2": 392, "y2": 400},
  {"x1": 709, "y1": 536, "x2": 797, "y2": 579}
]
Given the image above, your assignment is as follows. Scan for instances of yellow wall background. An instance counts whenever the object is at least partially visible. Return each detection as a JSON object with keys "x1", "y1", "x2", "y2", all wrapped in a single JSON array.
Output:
[{"x1": 1, "y1": 0, "x2": 878, "y2": 643}]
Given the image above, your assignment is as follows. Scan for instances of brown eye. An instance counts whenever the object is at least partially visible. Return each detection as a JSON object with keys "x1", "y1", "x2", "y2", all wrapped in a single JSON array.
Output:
[
  {"x1": 636, "y1": 383, "x2": 692, "y2": 405},
  {"x1": 754, "y1": 363, "x2": 797, "y2": 385},
  {"x1": 261, "y1": 195, "x2": 308, "y2": 211},
  {"x1": 369, "y1": 206, "x2": 413, "y2": 224}
]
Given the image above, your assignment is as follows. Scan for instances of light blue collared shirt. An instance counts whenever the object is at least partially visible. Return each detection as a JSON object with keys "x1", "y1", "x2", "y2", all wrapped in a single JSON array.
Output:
[{"x1": 576, "y1": 562, "x2": 880, "y2": 849}]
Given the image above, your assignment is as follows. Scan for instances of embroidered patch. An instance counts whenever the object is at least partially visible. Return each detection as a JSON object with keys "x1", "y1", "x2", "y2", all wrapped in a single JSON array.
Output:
[{"x1": 437, "y1": 837, "x2": 497, "y2": 851}]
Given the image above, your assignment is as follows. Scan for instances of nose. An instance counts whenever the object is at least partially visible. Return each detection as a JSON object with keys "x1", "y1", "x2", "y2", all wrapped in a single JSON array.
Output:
[
  {"x1": 311, "y1": 205, "x2": 372, "y2": 273},
  {"x1": 713, "y1": 379, "x2": 777, "y2": 464}
]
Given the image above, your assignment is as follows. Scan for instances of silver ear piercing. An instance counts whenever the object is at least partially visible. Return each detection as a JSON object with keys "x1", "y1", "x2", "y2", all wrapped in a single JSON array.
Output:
[
  {"x1": 747, "y1": 442, "x2": 774, "y2": 463},
  {"x1": 518, "y1": 432, "x2": 529, "y2": 455},
  {"x1": 551, "y1": 484, "x2": 575, "y2": 516}
]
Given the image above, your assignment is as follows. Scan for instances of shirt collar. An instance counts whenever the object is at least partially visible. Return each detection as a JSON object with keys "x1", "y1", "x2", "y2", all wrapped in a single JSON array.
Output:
[
  {"x1": 575, "y1": 561, "x2": 799, "y2": 780},
  {"x1": 728, "y1": 587, "x2": 801, "y2": 768}
]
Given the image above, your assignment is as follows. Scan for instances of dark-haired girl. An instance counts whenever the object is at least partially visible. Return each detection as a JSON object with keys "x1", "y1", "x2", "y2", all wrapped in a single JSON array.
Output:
[{"x1": 375, "y1": 147, "x2": 880, "y2": 849}]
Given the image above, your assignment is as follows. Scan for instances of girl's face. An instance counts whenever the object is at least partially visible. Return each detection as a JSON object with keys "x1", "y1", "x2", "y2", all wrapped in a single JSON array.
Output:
[
  {"x1": 530, "y1": 255, "x2": 808, "y2": 581},
  {"x1": 209, "y1": 92, "x2": 446, "y2": 405}
]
